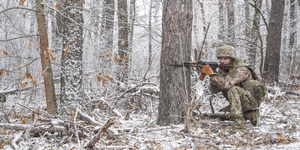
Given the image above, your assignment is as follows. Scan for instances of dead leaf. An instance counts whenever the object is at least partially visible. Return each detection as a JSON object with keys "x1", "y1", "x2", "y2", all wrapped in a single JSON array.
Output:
[
  {"x1": 41, "y1": 71, "x2": 46, "y2": 78},
  {"x1": 278, "y1": 134, "x2": 286, "y2": 139},
  {"x1": 55, "y1": 3, "x2": 61, "y2": 9},
  {"x1": 28, "y1": 41, "x2": 32, "y2": 46},
  {"x1": 64, "y1": 43, "x2": 70, "y2": 57},
  {"x1": 2, "y1": 50, "x2": 8, "y2": 55},
  {"x1": 47, "y1": 48, "x2": 57, "y2": 61},
  {"x1": 0, "y1": 128, "x2": 4, "y2": 134},
  {"x1": 22, "y1": 116, "x2": 29, "y2": 124},
  {"x1": 21, "y1": 82, "x2": 29, "y2": 88},
  {"x1": 126, "y1": 52, "x2": 130, "y2": 59},
  {"x1": 120, "y1": 40, "x2": 125, "y2": 45}
]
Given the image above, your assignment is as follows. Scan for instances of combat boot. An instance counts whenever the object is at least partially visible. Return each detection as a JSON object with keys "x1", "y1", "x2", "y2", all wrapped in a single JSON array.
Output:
[
  {"x1": 250, "y1": 110, "x2": 259, "y2": 127},
  {"x1": 232, "y1": 117, "x2": 246, "y2": 130},
  {"x1": 243, "y1": 110, "x2": 259, "y2": 127}
]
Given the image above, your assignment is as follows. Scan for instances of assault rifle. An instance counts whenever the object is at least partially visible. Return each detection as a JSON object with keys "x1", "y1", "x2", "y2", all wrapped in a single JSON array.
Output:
[{"x1": 170, "y1": 61, "x2": 233, "y2": 80}]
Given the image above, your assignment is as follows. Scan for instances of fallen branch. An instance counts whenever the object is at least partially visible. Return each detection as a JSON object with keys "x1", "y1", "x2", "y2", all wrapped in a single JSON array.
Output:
[
  {"x1": 94, "y1": 145, "x2": 135, "y2": 149},
  {"x1": 170, "y1": 131, "x2": 210, "y2": 139},
  {"x1": 17, "y1": 103, "x2": 92, "y2": 133},
  {"x1": 0, "y1": 123, "x2": 88, "y2": 138},
  {"x1": 98, "y1": 98, "x2": 123, "y2": 117},
  {"x1": 85, "y1": 118, "x2": 116, "y2": 149}
]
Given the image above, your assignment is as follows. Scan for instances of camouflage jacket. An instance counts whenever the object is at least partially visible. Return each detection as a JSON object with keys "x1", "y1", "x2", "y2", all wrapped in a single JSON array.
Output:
[{"x1": 208, "y1": 59, "x2": 254, "y2": 93}]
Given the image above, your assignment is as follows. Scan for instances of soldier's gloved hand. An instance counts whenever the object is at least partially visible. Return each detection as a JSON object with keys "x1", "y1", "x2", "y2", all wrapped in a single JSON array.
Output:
[{"x1": 200, "y1": 63, "x2": 213, "y2": 75}]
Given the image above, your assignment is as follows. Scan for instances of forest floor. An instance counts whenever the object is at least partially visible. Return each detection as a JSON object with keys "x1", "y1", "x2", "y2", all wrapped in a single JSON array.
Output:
[{"x1": 1, "y1": 84, "x2": 300, "y2": 150}]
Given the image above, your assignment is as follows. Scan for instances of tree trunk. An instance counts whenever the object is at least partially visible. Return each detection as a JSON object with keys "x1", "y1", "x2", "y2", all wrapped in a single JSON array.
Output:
[
  {"x1": 289, "y1": 0, "x2": 296, "y2": 75},
  {"x1": 102, "y1": 0, "x2": 114, "y2": 74},
  {"x1": 35, "y1": 0, "x2": 57, "y2": 114},
  {"x1": 248, "y1": 0, "x2": 262, "y2": 69},
  {"x1": 263, "y1": 0, "x2": 285, "y2": 83},
  {"x1": 218, "y1": 0, "x2": 226, "y2": 43},
  {"x1": 226, "y1": 0, "x2": 235, "y2": 45},
  {"x1": 60, "y1": 0, "x2": 84, "y2": 110},
  {"x1": 158, "y1": 0, "x2": 192, "y2": 125},
  {"x1": 118, "y1": 0, "x2": 129, "y2": 83},
  {"x1": 129, "y1": 0, "x2": 136, "y2": 70},
  {"x1": 148, "y1": 0, "x2": 153, "y2": 66}
]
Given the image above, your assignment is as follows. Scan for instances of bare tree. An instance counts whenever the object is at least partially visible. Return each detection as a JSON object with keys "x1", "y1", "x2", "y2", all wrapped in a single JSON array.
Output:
[
  {"x1": 247, "y1": 0, "x2": 262, "y2": 69},
  {"x1": 102, "y1": 0, "x2": 115, "y2": 74},
  {"x1": 35, "y1": 0, "x2": 57, "y2": 114},
  {"x1": 158, "y1": 0, "x2": 192, "y2": 126},
  {"x1": 263, "y1": 0, "x2": 285, "y2": 83}
]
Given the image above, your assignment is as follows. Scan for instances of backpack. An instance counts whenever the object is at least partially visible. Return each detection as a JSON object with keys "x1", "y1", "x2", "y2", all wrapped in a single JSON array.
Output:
[{"x1": 242, "y1": 67, "x2": 267, "y2": 100}]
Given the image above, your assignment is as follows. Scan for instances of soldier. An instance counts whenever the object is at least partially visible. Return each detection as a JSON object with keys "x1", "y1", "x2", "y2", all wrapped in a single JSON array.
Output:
[{"x1": 205, "y1": 45, "x2": 264, "y2": 129}]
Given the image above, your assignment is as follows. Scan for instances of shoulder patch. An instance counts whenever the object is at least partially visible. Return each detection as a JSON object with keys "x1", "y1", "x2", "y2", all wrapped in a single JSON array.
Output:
[{"x1": 230, "y1": 69, "x2": 239, "y2": 78}]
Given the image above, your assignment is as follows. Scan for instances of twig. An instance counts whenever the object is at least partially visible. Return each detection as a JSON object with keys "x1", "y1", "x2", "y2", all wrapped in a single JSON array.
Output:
[
  {"x1": 209, "y1": 95, "x2": 215, "y2": 114},
  {"x1": 143, "y1": 54, "x2": 156, "y2": 80},
  {"x1": 170, "y1": 131, "x2": 210, "y2": 139}
]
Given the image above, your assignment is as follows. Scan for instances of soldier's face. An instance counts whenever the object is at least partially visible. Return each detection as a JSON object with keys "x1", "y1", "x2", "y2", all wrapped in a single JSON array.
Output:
[{"x1": 220, "y1": 57, "x2": 231, "y2": 65}]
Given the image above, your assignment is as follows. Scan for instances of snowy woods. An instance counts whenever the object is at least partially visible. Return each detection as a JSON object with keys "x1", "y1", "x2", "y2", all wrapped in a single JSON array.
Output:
[{"x1": 0, "y1": 0, "x2": 300, "y2": 149}]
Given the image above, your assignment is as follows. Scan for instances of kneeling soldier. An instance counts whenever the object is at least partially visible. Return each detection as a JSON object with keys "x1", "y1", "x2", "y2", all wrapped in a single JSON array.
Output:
[{"x1": 207, "y1": 45, "x2": 265, "y2": 129}]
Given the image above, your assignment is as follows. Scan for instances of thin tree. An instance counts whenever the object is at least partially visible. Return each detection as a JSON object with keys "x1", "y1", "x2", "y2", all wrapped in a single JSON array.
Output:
[
  {"x1": 226, "y1": 0, "x2": 235, "y2": 45},
  {"x1": 60, "y1": 0, "x2": 84, "y2": 110},
  {"x1": 148, "y1": 0, "x2": 153, "y2": 66},
  {"x1": 102, "y1": 0, "x2": 115, "y2": 74},
  {"x1": 117, "y1": 0, "x2": 129, "y2": 83},
  {"x1": 289, "y1": 0, "x2": 296, "y2": 75},
  {"x1": 35, "y1": 0, "x2": 57, "y2": 114},
  {"x1": 218, "y1": 0, "x2": 226, "y2": 43},
  {"x1": 247, "y1": 0, "x2": 262, "y2": 69},
  {"x1": 263, "y1": 0, "x2": 285, "y2": 83},
  {"x1": 158, "y1": 0, "x2": 192, "y2": 125}
]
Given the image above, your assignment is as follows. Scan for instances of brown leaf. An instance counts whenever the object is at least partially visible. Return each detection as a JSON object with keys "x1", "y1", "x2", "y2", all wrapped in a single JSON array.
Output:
[
  {"x1": 55, "y1": 3, "x2": 61, "y2": 9},
  {"x1": 82, "y1": 0, "x2": 85, "y2": 4},
  {"x1": 120, "y1": 40, "x2": 125, "y2": 45},
  {"x1": 31, "y1": 77, "x2": 38, "y2": 84},
  {"x1": 126, "y1": 52, "x2": 130, "y2": 59},
  {"x1": 21, "y1": 82, "x2": 29, "y2": 88},
  {"x1": 278, "y1": 134, "x2": 286, "y2": 139},
  {"x1": 22, "y1": 116, "x2": 29, "y2": 124},
  {"x1": 28, "y1": 41, "x2": 32, "y2": 46},
  {"x1": 64, "y1": 43, "x2": 70, "y2": 57},
  {"x1": 41, "y1": 71, "x2": 46, "y2": 78},
  {"x1": 47, "y1": 48, "x2": 57, "y2": 61},
  {"x1": 2, "y1": 50, "x2": 8, "y2": 55}
]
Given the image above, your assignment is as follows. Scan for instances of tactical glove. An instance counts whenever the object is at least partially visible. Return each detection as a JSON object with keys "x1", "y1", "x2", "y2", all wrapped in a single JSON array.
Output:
[{"x1": 200, "y1": 63, "x2": 213, "y2": 75}]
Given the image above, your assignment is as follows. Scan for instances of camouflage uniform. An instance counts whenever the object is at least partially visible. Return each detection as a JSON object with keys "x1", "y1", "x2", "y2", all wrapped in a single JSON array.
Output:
[{"x1": 208, "y1": 45, "x2": 260, "y2": 129}]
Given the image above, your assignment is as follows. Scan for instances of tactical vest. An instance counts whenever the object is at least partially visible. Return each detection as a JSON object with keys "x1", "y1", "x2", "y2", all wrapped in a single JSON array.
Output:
[{"x1": 220, "y1": 59, "x2": 267, "y2": 104}]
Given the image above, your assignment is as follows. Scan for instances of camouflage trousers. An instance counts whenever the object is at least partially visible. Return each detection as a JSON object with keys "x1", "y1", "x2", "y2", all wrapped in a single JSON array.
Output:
[{"x1": 225, "y1": 86, "x2": 260, "y2": 126}]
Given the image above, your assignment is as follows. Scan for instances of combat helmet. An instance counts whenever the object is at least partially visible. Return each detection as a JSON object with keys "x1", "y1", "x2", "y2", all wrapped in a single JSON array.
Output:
[{"x1": 217, "y1": 45, "x2": 237, "y2": 59}]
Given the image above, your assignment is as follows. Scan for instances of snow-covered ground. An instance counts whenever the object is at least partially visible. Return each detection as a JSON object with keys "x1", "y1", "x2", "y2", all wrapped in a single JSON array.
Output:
[{"x1": 1, "y1": 84, "x2": 300, "y2": 150}]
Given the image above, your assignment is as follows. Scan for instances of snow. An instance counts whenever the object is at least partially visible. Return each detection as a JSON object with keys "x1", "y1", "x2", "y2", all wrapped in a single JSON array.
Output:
[{"x1": 2, "y1": 85, "x2": 300, "y2": 150}]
